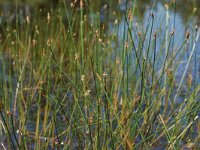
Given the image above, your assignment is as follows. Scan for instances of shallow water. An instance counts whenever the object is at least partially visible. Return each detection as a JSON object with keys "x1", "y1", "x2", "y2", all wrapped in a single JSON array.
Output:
[
  {"x1": 0, "y1": 0, "x2": 199, "y2": 149},
  {"x1": 110, "y1": 0, "x2": 200, "y2": 83}
]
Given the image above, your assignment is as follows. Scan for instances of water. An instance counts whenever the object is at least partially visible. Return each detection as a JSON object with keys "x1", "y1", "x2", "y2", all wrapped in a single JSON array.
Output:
[
  {"x1": 0, "y1": 0, "x2": 199, "y2": 123},
  {"x1": 0, "y1": 0, "x2": 199, "y2": 149},
  {"x1": 111, "y1": 0, "x2": 200, "y2": 79}
]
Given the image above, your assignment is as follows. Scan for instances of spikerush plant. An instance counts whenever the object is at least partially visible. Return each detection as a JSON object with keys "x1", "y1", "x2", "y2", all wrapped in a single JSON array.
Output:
[{"x1": 0, "y1": 0, "x2": 199, "y2": 149}]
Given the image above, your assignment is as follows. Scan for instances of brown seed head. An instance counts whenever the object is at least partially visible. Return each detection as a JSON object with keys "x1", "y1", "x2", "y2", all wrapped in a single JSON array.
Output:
[
  {"x1": 6, "y1": 111, "x2": 12, "y2": 116},
  {"x1": 138, "y1": 32, "x2": 141, "y2": 37},
  {"x1": 164, "y1": 4, "x2": 169, "y2": 9},
  {"x1": 47, "y1": 39, "x2": 51, "y2": 47},
  {"x1": 128, "y1": 10, "x2": 133, "y2": 21},
  {"x1": 154, "y1": 30, "x2": 157, "y2": 39},
  {"x1": 32, "y1": 39, "x2": 36, "y2": 47},
  {"x1": 47, "y1": 12, "x2": 50, "y2": 24},
  {"x1": 193, "y1": 7, "x2": 197, "y2": 13},
  {"x1": 195, "y1": 25, "x2": 198, "y2": 32},
  {"x1": 26, "y1": 16, "x2": 30, "y2": 24},
  {"x1": 186, "y1": 32, "x2": 190, "y2": 39},
  {"x1": 80, "y1": 0, "x2": 83, "y2": 9},
  {"x1": 171, "y1": 30, "x2": 175, "y2": 36},
  {"x1": 102, "y1": 72, "x2": 108, "y2": 78},
  {"x1": 151, "y1": 13, "x2": 154, "y2": 18}
]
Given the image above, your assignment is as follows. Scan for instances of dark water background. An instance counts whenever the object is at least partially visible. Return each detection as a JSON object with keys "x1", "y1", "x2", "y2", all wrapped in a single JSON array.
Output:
[
  {"x1": 0, "y1": 0, "x2": 199, "y2": 149},
  {"x1": 1, "y1": 0, "x2": 199, "y2": 78}
]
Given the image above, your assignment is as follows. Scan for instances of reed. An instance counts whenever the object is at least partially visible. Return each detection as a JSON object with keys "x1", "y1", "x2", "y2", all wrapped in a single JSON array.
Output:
[{"x1": 0, "y1": 0, "x2": 199, "y2": 149}]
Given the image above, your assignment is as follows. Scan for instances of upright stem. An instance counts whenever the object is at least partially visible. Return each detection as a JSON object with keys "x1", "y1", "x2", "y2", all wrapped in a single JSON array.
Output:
[
  {"x1": 174, "y1": 29, "x2": 200, "y2": 102},
  {"x1": 80, "y1": 0, "x2": 84, "y2": 69},
  {"x1": 163, "y1": 4, "x2": 169, "y2": 105}
]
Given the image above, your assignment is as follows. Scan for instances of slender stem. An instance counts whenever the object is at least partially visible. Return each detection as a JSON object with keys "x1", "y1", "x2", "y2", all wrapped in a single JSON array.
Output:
[
  {"x1": 174, "y1": 29, "x2": 200, "y2": 101},
  {"x1": 123, "y1": 10, "x2": 141, "y2": 72},
  {"x1": 0, "y1": 111, "x2": 16, "y2": 150},
  {"x1": 90, "y1": 57, "x2": 100, "y2": 149}
]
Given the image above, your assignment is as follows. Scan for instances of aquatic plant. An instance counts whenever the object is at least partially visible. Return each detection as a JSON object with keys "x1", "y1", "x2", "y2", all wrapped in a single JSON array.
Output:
[{"x1": 0, "y1": 0, "x2": 199, "y2": 149}]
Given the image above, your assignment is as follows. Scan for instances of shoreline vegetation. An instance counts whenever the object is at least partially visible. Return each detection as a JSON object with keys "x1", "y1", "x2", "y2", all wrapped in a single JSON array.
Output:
[{"x1": 0, "y1": 0, "x2": 199, "y2": 149}]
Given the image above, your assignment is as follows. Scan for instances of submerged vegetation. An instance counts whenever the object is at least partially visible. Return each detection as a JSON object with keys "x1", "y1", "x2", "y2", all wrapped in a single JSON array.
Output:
[{"x1": 0, "y1": 0, "x2": 199, "y2": 149}]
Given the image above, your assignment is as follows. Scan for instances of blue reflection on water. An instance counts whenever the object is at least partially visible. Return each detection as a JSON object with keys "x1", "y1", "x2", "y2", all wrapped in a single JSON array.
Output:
[{"x1": 109, "y1": 2, "x2": 200, "y2": 89}]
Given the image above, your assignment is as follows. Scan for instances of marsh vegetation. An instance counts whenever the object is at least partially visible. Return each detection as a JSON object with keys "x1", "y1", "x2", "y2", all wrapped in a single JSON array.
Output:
[{"x1": 0, "y1": 0, "x2": 199, "y2": 149}]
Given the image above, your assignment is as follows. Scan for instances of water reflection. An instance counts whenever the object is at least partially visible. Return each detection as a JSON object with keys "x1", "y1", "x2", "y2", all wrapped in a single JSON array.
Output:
[
  {"x1": 0, "y1": 0, "x2": 199, "y2": 25},
  {"x1": 175, "y1": 0, "x2": 200, "y2": 25},
  {"x1": 0, "y1": 0, "x2": 199, "y2": 84},
  {"x1": 0, "y1": 0, "x2": 200, "y2": 24}
]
